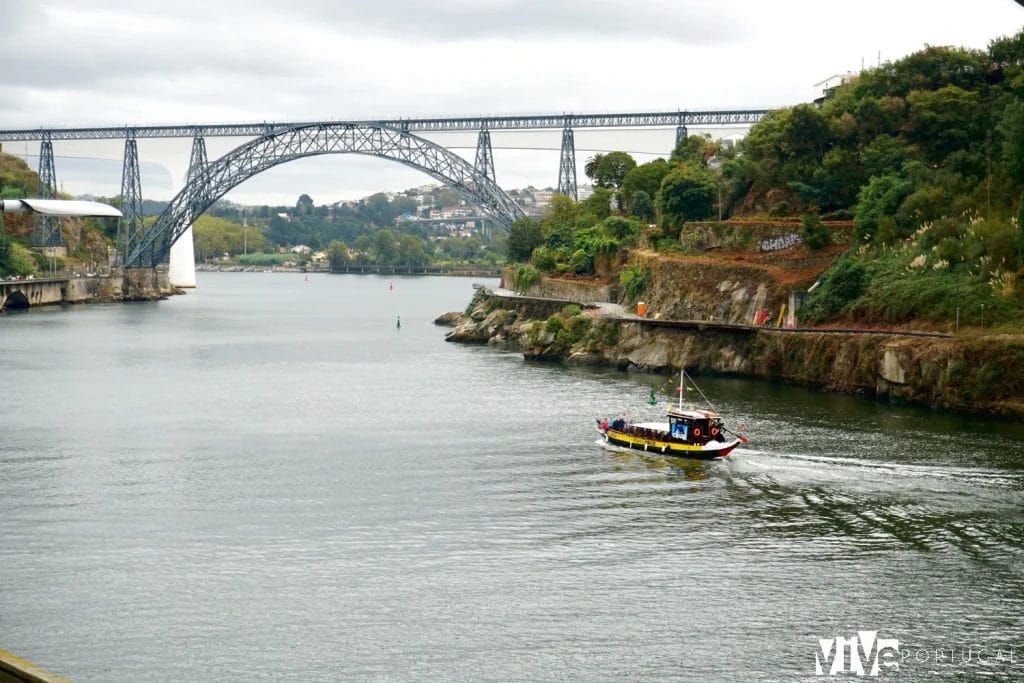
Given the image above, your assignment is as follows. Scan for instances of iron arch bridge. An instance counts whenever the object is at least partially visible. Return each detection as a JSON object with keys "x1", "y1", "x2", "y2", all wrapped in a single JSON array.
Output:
[{"x1": 124, "y1": 122, "x2": 526, "y2": 268}]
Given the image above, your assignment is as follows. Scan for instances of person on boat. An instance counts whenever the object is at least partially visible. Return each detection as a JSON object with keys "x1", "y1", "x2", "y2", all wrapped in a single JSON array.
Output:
[
  {"x1": 600, "y1": 418, "x2": 609, "y2": 432},
  {"x1": 612, "y1": 417, "x2": 625, "y2": 431}
]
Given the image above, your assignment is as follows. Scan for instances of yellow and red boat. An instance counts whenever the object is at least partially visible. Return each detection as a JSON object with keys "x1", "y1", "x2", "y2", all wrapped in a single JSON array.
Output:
[{"x1": 596, "y1": 371, "x2": 746, "y2": 460}]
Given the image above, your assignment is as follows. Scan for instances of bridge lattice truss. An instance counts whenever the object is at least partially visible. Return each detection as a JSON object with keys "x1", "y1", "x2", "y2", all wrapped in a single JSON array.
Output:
[
  {"x1": 0, "y1": 110, "x2": 770, "y2": 141},
  {"x1": 124, "y1": 123, "x2": 526, "y2": 268}
]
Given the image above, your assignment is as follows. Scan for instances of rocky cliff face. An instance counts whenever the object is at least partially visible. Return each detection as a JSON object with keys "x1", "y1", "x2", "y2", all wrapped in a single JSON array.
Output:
[
  {"x1": 443, "y1": 292, "x2": 1024, "y2": 419},
  {"x1": 512, "y1": 247, "x2": 837, "y2": 326}
]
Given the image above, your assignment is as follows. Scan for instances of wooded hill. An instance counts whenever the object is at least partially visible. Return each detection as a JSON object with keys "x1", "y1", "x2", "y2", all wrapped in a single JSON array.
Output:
[{"x1": 508, "y1": 28, "x2": 1024, "y2": 332}]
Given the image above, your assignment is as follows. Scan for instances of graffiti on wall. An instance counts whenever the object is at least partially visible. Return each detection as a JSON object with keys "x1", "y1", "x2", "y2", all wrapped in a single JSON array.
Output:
[{"x1": 759, "y1": 232, "x2": 801, "y2": 252}]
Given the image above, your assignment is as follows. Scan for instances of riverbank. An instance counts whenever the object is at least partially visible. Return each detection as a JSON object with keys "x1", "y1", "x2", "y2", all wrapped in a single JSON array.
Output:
[
  {"x1": 197, "y1": 263, "x2": 501, "y2": 277},
  {"x1": 441, "y1": 289, "x2": 1024, "y2": 419},
  {"x1": 0, "y1": 269, "x2": 176, "y2": 312}
]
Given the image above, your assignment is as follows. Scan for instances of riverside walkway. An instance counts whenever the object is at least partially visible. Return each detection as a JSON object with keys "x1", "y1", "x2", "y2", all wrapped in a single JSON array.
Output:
[{"x1": 484, "y1": 288, "x2": 954, "y2": 339}]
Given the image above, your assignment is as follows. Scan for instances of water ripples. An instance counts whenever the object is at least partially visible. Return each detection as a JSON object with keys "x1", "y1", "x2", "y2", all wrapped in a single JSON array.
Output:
[{"x1": 2, "y1": 275, "x2": 1023, "y2": 681}]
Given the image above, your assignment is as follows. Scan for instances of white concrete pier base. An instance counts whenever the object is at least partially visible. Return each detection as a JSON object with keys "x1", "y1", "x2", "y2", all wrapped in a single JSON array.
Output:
[{"x1": 169, "y1": 224, "x2": 197, "y2": 288}]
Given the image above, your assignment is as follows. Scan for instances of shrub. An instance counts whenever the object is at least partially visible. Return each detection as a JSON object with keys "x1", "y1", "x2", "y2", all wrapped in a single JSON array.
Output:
[
  {"x1": 544, "y1": 315, "x2": 565, "y2": 335},
  {"x1": 800, "y1": 213, "x2": 829, "y2": 250},
  {"x1": 972, "y1": 218, "x2": 1018, "y2": 271},
  {"x1": 237, "y1": 252, "x2": 292, "y2": 266},
  {"x1": 934, "y1": 236, "x2": 966, "y2": 265},
  {"x1": 569, "y1": 248, "x2": 592, "y2": 274},
  {"x1": 801, "y1": 256, "x2": 867, "y2": 320},
  {"x1": 0, "y1": 236, "x2": 35, "y2": 276},
  {"x1": 768, "y1": 200, "x2": 791, "y2": 217},
  {"x1": 531, "y1": 246, "x2": 559, "y2": 272},
  {"x1": 464, "y1": 287, "x2": 489, "y2": 314},
  {"x1": 620, "y1": 264, "x2": 650, "y2": 302},
  {"x1": 601, "y1": 216, "x2": 642, "y2": 241},
  {"x1": 512, "y1": 264, "x2": 539, "y2": 293},
  {"x1": 854, "y1": 173, "x2": 912, "y2": 243}
]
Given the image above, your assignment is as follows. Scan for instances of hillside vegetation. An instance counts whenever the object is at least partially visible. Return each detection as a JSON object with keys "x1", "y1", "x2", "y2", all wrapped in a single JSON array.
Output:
[
  {"x1": 0, "y1": 154, "x2": 114, "y2": 276},
  {"x1": 507, "y1": 29, "x2": 1024, "y2": 333}
]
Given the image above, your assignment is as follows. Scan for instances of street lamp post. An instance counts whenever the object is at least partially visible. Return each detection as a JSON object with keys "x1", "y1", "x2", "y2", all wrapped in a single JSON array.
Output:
[
  {"x1": 955, "y1": 273, "x2": 960, "y2": 335},
  {"x1": 239, "y1": 208, "x2": 248, "y2": 256},
  {"x1": 707, "y1": 155, "x2": 723, "y2": 221}
]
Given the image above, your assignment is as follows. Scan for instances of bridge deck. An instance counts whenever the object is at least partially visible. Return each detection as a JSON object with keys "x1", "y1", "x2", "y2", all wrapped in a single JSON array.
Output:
[{"x1": 0, "y1": 109, "x2": 771, "y2": 141}]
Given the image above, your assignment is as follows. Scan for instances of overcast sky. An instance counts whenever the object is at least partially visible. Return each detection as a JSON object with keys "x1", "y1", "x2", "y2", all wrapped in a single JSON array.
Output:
[{"x1": 2, "y1": 0, "x2": 1021, "y2": 206}]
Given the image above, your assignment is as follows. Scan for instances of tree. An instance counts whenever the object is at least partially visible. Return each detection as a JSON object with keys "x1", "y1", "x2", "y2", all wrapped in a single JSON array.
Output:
[
  {"x1": 861, "y1": 135, "x2": 912, "y2": 178},
  {"x1": 670, "y1": 135, "x2": 710, "y2": 167},
  {"x1": 904, "y1": 86, "x2": 982, "y2": 165},
  {"x1": 628, "y1": 190, "x2": 655, "y2": 222},
  {"x1": 327, "y1": 240, "x2": 350, "y2": 267},
  {"x1": 363, "y1": 193, "x2": 393, "y2": 226},
  {"x1": 601, "y1": 215, "x2": 642, "y2": 241},
  {"x1": 591, "y1": 151, "x2": 637, "y2": 189},
  {"x1": 193, "y1": 214, "x2": 263, "y2": 260},
  {"x1": 621, "y1": 159, "x2": 670, "y2": 208},
  {"x1": 656, "y1": 165, "x2": 717, "y2": 229},
  {"x1": 372, "y1": 229, "x2": 398, "y2": 265},
  {"x1": 392, "y1": 196, "x2": 418, "y2": 219},
  {"x1": 398, "y1": 234, "x2": 427, "y2": 266},
  {"x1": 853, "y1": 173, "x2": 913, "y2": 243},
  {"x1": 296, "y1": 194, "x2": 314, "y2": 216},
  {"x1": 579, "y1": 187, "x2": 613, "y2": 222},
  {"x1": 506, "y1": 217, "x2": 542, "y2": 262},
  {"x1": 999, "y1": 100, "x2": 1024, "y2": 187},
  {"x1": 583, "y1": 154, "x2": 604, "y2": 183}
]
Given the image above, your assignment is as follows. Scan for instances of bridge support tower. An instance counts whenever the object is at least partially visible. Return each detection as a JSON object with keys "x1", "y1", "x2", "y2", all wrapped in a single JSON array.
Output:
[
  {"x1": 116, "y1": 134, "x2": 144, "y2": 266},
  {"x1": 675, "y1": 124, "x2": 688, "y2": 149},
  {"x1": 474, "y1": 129, "x2": 495, "y2": 183},
  {"x1": 557, "y1": 127, "x2": 577, "y2": 201},
  {"x1": 30, "y1": 135, "x2": 63, "y2": 250}
]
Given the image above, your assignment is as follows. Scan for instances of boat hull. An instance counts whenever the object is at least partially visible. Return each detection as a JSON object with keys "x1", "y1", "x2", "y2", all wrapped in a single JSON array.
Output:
[{"x1": 598, "y1": 427, "x2": 738, "y2": 460}]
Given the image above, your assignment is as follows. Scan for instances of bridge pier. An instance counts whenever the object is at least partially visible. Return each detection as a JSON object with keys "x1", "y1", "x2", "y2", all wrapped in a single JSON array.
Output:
[
  {"x1": 169, "y1": 135, "x2": 206, "y2": 288},
  {"x1": 557, "y1": 127, "x2": 577, "y2": 201}
]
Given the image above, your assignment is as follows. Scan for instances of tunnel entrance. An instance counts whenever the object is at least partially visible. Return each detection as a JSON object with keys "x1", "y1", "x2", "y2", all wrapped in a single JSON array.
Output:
[{"x1": 2, "y1": 290, "x2": 30, "y2": 311}]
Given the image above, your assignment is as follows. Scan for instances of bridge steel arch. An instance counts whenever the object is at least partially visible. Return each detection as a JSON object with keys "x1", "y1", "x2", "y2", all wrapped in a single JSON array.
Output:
[{"x1": 124, "y1": 122, "x2": 527, "y2": 267}]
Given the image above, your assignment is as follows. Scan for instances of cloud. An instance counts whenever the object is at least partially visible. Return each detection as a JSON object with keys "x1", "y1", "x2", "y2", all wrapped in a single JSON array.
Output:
[
  {"x1": 269, "y1": 0, "x2": 744, "y2": 43},
  {"x1": 1, "y1": 0, "x2": 48, "y2": 32},
  {"x1": 1, "y1": 0, "x2": 1020, "y2": 204}
]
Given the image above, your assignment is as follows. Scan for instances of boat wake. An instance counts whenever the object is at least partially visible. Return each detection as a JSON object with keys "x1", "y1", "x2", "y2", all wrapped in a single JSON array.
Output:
[{"x1": 736, "y1": 449, "x2": 1023, "y2": 488}]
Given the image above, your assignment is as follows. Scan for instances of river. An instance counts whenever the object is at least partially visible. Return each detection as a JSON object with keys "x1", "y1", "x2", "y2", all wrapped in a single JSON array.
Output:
[{"x1": 1, "y1": 272, "x2": 1022, "y2": 681}]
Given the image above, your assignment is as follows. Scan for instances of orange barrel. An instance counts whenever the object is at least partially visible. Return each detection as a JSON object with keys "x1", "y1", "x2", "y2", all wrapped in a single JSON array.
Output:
[{"x1": 637, "y1": 301, "x2": 647, "y2": 317}]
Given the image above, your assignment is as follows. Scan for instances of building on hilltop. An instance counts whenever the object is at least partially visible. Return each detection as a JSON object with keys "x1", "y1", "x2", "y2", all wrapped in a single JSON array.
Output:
[{"x1": 813, "y1": 72, "x2": 855, "y2": 105}]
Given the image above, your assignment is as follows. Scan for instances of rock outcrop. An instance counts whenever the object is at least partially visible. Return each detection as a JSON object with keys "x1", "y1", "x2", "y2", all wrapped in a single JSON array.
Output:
[{"x1": 445, "y1": 290, "x2": 1024, "y2": 419}]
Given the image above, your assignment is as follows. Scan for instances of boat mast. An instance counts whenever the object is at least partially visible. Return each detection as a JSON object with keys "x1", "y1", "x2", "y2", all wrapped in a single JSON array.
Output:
[{"x1": 678, "y1": 368, "x2": 684, "y2": 411}]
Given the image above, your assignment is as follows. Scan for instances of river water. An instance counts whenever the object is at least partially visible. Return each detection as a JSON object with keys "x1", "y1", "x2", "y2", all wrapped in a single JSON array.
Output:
[{"x1": 1, "y1": 273, "x2": 1022, "y2": 681}]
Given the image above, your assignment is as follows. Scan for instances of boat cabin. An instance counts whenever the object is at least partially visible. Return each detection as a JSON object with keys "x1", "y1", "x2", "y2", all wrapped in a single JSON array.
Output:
[{"x1": 667, "y1": 406, "x2": 725, "y2": 444}]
